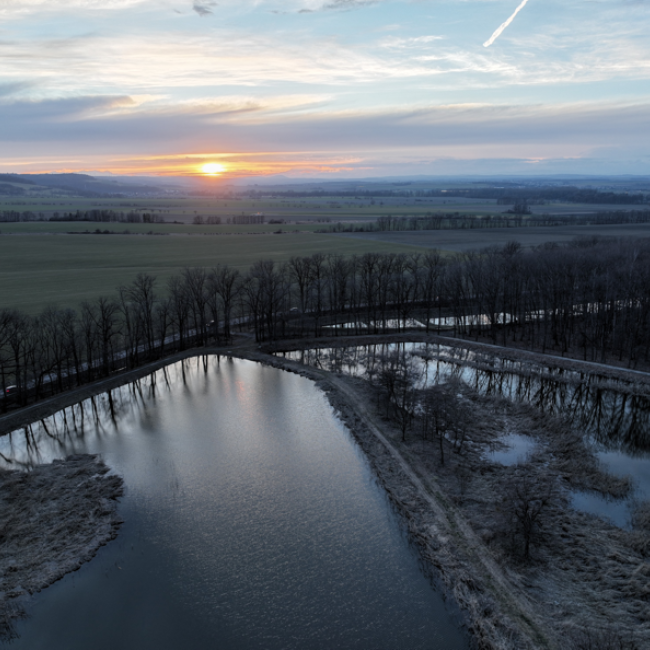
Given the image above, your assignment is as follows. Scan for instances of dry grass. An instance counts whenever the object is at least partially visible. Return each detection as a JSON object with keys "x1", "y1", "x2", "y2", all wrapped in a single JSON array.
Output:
[{"x1": 0, "y1": 454, "x2": 123, "y2": 639}]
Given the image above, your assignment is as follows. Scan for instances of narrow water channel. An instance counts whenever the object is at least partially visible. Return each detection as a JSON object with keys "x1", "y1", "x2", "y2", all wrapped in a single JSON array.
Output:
[
  {"x1": 0, "y1": 357, "x2": 467, "y2": 650},
  {"x1": 281, "y1": 343, "x2": 650, "y2": 452},
  {"x1": 278, "y1": 343, "x2": 650, "y2": 528}
]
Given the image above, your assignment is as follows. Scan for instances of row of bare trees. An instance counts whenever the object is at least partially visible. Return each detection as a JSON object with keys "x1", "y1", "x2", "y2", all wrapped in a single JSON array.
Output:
[
  {"x1": 274, "y1": 237, "x2": 650, "y2": 367},
  {"x1": 3, "y1": 236, "x2": 650, "y2": 407},
  {"x1": 0, "y1": 266, "x2": 241, "y2": 407},
  {"x1": 321, "y1": 210, "x2": 650, "y2": 233}
]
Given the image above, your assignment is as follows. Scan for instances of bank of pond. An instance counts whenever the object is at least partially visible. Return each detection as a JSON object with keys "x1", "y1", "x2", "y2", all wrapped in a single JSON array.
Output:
[
  {"x1": 2, "y1": 340, "x2": 650, "y2": 647},
  {"x1": 0, "y1": 357, "x2": 468, "y2": 649}
]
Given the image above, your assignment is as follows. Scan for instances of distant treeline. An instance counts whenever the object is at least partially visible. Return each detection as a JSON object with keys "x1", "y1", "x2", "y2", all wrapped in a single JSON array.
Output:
[
  {"x1": 51, "y1": 209, "x2": 164, "y2": 223},
  {"x1": 319, "y1": 210, "x2": 650, "y2": 233},
  {"x1": 0, "y1": 209, "x2": 266, "y2": 225},
  {"x1": 3, "y1": 236, "x2": 650, "y2": 409},
  {"x1": 0, "y1": 209, "x2": 164, "y2": 223},
  {"x1": 247, "y1": 185, "x2": 649, "y2": 205},
  {"x1": 0, "y1": 174, "x2": 37, "y2": 186},
  {"x1": 192, "y1": 214, "x2": 265, "y2": 225}
]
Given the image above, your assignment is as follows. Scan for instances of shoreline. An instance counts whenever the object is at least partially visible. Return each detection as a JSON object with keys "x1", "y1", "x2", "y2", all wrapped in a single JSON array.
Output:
[
  {"x1": 243, "y1": 350, "x2": 552, "y2": 649},
  {"x1": 3, "y1": 331, "x2": 650, "y2": 438},
  {"x1": 247, "y1": 349, "x2": 649, "y2": 648},
  {"x1": 1, "y1": 335, "x2": 648, "y2": 647},
  {"x1": 0, "y1": 454, "x2": 124, "y2": 639}
]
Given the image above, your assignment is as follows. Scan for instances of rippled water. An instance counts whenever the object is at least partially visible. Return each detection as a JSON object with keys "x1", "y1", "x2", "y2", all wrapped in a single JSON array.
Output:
[{"x1": 0, "y1": 357, "x2": 467, "y2": 650}]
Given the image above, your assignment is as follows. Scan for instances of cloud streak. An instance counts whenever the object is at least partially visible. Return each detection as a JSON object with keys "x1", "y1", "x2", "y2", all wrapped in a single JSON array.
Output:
[
  {"x1": 484, "y1": 0, "x2": 531, "y2": 47},
  {"x1": 2, "y1": 96, "x2": 650, "y2": 175}
]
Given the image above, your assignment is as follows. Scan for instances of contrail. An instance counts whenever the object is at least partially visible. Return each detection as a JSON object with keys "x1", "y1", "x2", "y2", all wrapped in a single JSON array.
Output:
[{"x1": 483, "y1": 0, "x2": 531, "y2": 48}]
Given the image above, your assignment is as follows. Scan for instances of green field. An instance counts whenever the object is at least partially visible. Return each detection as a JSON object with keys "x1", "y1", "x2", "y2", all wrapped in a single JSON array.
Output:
[
  {"x1": 0, "y1": 232, "x2": 426, "y2": 313},
  {"x1": 0, "y1": 194, "x2": 501, "y2": 223},
  {"x1": 1, "y1": 194, "x2": 644, "y2": 228},
  {"x1": 0, "y1": 221, "x2": 328, "y2": 235},
  {"x1": 337, "y1": 223, "x2": 650, "y2": 252},
  {"x1": 2, "y1": 186, "x2": 646, "y2": 315}
]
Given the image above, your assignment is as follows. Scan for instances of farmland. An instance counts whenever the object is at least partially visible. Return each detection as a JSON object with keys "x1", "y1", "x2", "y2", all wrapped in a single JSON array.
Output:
[
  {"x1": 2, "y1": 175, "x2": 650, "y2": 313},
  {"x1": 336, "y1": 222, "x2": 650, "y2": 252},
  {"x1": 0, "y1": 231, "x2": 426, "y2": 313},
  {"x1": 2, "y1": 192, "x2": 647, "y2": 228}
]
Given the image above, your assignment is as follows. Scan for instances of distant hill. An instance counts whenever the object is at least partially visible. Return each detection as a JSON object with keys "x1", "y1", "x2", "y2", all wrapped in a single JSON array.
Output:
[{"x1": 0, "y1": 173, "x2": 177, "y2": 197}]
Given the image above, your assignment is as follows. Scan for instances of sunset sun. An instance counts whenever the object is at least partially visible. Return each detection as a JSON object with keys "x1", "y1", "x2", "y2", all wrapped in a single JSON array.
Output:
[{"x1": 201, "y1": 162, "x2": 225, "y2": 175}]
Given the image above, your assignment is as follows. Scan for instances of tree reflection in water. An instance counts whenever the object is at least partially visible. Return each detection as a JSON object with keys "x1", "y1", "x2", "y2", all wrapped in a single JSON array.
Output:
[
  {"x1": 0, "y1": 356, "x2": 220, "y2": 470},
  {"x1": 280, "y1": 344, "x2": 650, "y2": 454}
]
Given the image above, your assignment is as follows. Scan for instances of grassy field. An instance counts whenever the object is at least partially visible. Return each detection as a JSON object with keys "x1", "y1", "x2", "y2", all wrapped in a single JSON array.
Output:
[
  {"x1": 3, "y1": 188, "x2": 647, "y2": 314},
  {"x1": 336, "y1": 223, "x2": 650, "y2": 252},
  {"x1": 4, "y1": 194, "x2": 647, "y2": 224},
  {"x1": 0, "y1": 232, "x2": 426, "y2": 313},
  {"x1": 0, "y1": 195, "x2": 501, "y2": 223}
]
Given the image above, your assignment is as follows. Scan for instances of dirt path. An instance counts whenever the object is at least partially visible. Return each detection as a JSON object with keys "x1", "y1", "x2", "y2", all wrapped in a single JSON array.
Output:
[
  {"x1": 0, "y1": 340, "x2": 257, "y2": 436},
  {"x1": 330, "y1": 377, "x2": 555, "y2": 648},
  {"x1": 241, "y1": 349, "x2": 556, "y2": 649},
  {"x1": 3, "y1": 330, "x2": 649, "y2": 438},
  {"x1": 326, "y1": 372, "x2": 554, "y2": 649},
  {"x1": 267, "y1": 332, "x2": 650, "y2": 386},
  {"x1": 434, "y1": 335, "x2": 650, "y2": 382}
]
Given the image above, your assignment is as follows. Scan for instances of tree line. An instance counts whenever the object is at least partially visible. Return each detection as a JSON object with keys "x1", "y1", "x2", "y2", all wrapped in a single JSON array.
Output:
[
  {"x1": 3, "y1": 235, "x2": 650, "y2": 408},
  {"x1": 247, "y1": 185, "x2": 649, "y2": 205},
  {"x1": 50, "y1": 209, "x2": 164, "y2": 223},
  {"x1": 319, "y1": 210, "x2": 650, "y2": 233},
  {"x1": 0, "y1": 209, "x2": 164, "y2": 223}
]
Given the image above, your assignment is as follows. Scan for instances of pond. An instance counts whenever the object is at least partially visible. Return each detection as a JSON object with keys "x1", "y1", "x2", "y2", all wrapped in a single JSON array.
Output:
[
  {"x1": 277, "y1": 343, "x2": 650, "y2": 529},
  {"x1": 0, "y1": 356, "x2": 468, "y2": 650}
]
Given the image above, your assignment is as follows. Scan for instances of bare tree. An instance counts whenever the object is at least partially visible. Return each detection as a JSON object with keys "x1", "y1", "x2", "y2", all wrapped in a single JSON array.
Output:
[
  {"x1": 182, "y1": 268, "x2": 210, "y2": 346},
  {"x1": 421, "y1": 382, "x2": 465, "y2": 465},
  {"x1": 209, "y1": 264, "x2": 241, "y2": 340},
  {"x1": 168, "y1": 274, "x2": 191, "y2": 351},
  {"x1": 374, "y1": 348, "x2": 423, "y2": 440},
  {"x1": 500, "y1": 468, "x2": 560, "y2": 560},
  {"x1": 122, "y1": 273, "x2": 157, "y2": 354}
]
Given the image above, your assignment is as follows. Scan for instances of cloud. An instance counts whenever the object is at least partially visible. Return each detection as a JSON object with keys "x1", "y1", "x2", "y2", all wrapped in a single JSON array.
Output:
[
  {"x1": 1, "y1": 0, "x2": 650, "y2": 178},
  {"x1": 0, "y1": 0, "x2": 149, "y2": 16},
  {"x1": 0, "y1": 81, "x2": 34, "y2": 97},
  {"x1": 0, "y1": 95, "x2": 136, "y2": 126},
  {"x1": 3, "y1": 94, "x2": 650, "y2": 155},
  {"x1": 0, "y1": 6, "x2": 649, "y2": 108},
  {"x1": 0, "y1": 31, "x2": 447, "y2": 90},
  {"x1": 321, "y1": 0, "x2": 377, "y2": 10},
  {"x1": 2, "y1": 95, "x2": 650, "y2": 176},
  {"x1": 192, "y1": 1, "x2": 216, "y2": 16}
]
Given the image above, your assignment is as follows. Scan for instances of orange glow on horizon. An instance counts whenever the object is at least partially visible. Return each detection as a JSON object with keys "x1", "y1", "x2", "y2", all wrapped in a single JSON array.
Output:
[
  {"x1": 0, "y1": 152, "x2": 367, "y2": 178},
  {"x1": 201, "y1": 162, "x2": 226, "y2": 175}
]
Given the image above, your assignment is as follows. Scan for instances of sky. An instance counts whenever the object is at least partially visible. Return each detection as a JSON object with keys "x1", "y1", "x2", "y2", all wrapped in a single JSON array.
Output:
[{"x1": 1, "y1": 0, "x2": 650, "y2": 178}]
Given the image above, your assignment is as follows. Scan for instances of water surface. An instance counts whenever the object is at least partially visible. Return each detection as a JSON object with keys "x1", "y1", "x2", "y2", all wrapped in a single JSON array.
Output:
[
  {"x1": 486, "y1": 433, "x2": 536, "y2": 466},
  {"x1": 0, "y1": 357, "x2": 467, "y2": 650}
]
